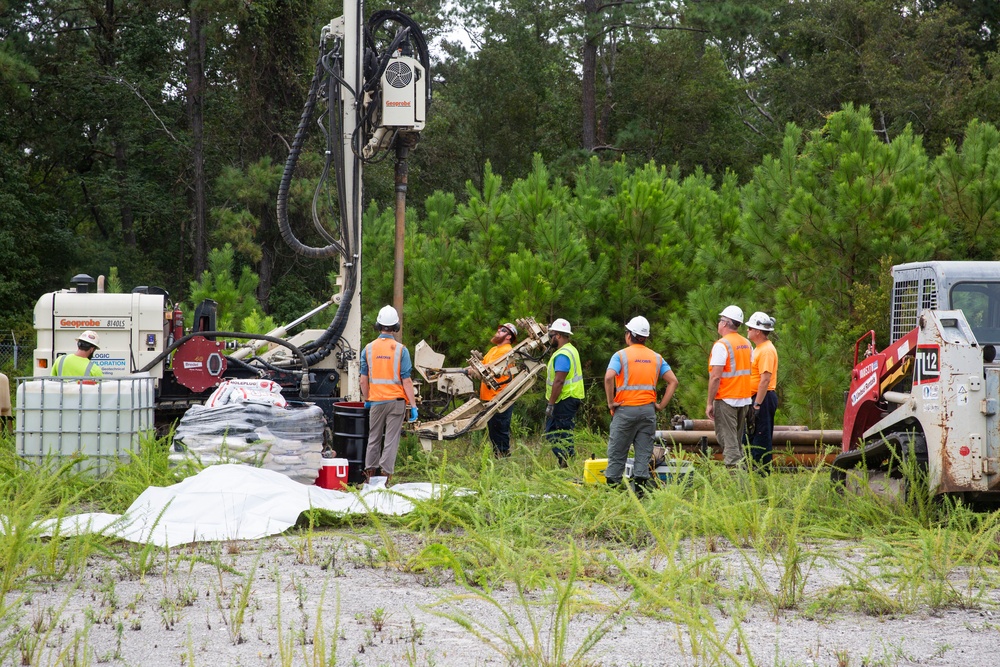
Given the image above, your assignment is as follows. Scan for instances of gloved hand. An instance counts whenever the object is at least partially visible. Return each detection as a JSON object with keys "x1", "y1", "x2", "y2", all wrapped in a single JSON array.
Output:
[
  {"x1": 545, "y1": 403, "x2": 554, "y2": 418},
  {"x1": 746, "y1": 405, "x2": 757, "y2": 437},
  {"x1": 408, "y1": 406, "x2": 418, "y2": 422},
  {"x1": 364, "y1": 401, "x2": 372, "y2": 409}
]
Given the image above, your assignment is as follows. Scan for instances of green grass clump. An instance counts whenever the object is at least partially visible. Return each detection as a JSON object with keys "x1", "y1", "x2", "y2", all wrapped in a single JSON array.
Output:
[{"x1": 3, "y1": 424, "x2": 1000, "y2": 665}]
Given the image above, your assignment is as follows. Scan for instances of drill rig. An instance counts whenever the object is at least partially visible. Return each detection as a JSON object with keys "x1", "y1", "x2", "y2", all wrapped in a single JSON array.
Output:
[
  {"x1": 30, "y1": 5, "x2": 555, "y2": 469},
  {"x1": 32, "y1": 4, "x2": 431, "y2": 428}
]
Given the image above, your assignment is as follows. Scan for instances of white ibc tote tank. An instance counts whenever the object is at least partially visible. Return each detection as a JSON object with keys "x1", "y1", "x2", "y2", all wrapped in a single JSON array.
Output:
[{"x1": 16, "y1": 374, "x2": 155, "y2": 474}]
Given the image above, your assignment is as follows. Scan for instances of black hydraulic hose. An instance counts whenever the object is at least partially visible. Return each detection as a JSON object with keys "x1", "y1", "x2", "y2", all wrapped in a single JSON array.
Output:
[
  {"x1": 276, "y1": 9, "x2": 427, "y2": 366},
  {"x1": 366, "y1": 10, "x2": 431, "y2": 106},
  {"x1": 137, "y1": 331, "x2": 312, "y2": 397},
  {"x1": 363, "y1": 27, "x2": 411, "y2": 94},
  {"x1": 275, "y1": 38, "x2": 356, "y2": 365},
  {"x1": 276, "y1": 54, "x2": 343, "y2": 259}
]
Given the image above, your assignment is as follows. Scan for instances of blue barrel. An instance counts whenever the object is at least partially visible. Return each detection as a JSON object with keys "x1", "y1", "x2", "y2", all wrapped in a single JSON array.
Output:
[{"x1": 333, "y1": 401, "x2": 369, "y2": 485}]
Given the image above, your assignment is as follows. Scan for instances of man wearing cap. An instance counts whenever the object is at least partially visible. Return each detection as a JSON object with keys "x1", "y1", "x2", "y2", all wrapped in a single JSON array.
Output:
[
  {"x1": 545, "y1": 318, "x2": 584, "y2": 467},
  {"x1": 478, "y1": 322, "x2": 518, "y2": 457},
  {"x1": 360, "y1": 305, "x2": 417, "y2": 483},
  {"x1": 746, "y1": 311, "x2": 778, "y2": 469},
  {"x1": 706, "y1": 305, "x2": 753, "y2": 467},
  {"x1": 603, "y1": 316, "x2": 678, "y2": 491},
  {"x1": 51, "y1": 330, "x2": 104, "y2": 378}
]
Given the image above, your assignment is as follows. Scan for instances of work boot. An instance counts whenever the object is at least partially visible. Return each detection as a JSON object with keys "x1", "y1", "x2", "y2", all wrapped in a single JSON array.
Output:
[
  {"x1": 553, "y1": 449, "x2": 569, "y2": 468},
  {"x1": 629, "y1": 477, "x2": 650, "y2": 499}
]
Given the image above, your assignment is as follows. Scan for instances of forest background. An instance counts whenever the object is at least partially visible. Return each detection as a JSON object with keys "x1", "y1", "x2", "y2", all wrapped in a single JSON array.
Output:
[{"x1": 3, "y1": 0, "x2": 1000, "y2": 430}]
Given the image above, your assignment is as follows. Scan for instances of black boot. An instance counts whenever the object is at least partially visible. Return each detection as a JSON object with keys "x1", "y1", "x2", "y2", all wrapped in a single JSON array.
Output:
[{"x1": 629, "y1": 477, "x2": 650, "y2": 499}]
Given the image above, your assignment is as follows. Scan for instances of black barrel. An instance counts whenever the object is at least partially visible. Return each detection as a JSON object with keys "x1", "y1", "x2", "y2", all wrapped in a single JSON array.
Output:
[{"x1": 333, "y1": 401, "x2": 369, "y2": 484}]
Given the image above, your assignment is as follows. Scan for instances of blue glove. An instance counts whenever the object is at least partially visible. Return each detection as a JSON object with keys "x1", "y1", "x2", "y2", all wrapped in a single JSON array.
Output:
[
  {"x1": 408, "y1": 406, "x2": 418, "y2": 422},
  {"x1": 364, "y1": 401, "x2": 372, "y2": 409}
]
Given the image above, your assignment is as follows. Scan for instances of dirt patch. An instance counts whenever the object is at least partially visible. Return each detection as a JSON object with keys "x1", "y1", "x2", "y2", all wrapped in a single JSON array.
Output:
[{"x1": 3, "y1": 532, "x2": 1000, "y2": 666}]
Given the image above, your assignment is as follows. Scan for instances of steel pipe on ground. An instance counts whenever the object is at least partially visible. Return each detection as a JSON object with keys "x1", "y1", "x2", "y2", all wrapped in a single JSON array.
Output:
[
  {"x1": 655, "y1": 430, "x2": 842, "y2": 447},
  {"x1": 654, "y1": 429, "x2": 842, "y2": 465},
  {"x1": 671, "y1": 419, "x2": 809, "y2": 432}
]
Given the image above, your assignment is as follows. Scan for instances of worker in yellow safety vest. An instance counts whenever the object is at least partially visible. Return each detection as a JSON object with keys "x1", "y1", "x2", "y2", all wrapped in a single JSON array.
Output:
[
  {"x1": 360, "y1": 306, "x2": 417, "y2": 484},
  {"x1": 706, "y1": 305, "x2": 753, "y2": 467},
  {"x1": 544, "y1": 318, "x2": 584, "y2": 467},
  {"x1": 603, "y1": 316, "x2": 678, "y2": 492},
  {"x1": 51, "y1": 330, "x2": 104, "y2": 379}
]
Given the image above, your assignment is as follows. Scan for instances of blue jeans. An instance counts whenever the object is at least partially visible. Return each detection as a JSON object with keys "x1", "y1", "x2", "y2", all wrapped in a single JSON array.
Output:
[
  {"x1": 545, "y1": 397, "x2": 581, "y2": 465},
  {"x1": 487, "y1": 405, "x2": 514, "y2": 455}
]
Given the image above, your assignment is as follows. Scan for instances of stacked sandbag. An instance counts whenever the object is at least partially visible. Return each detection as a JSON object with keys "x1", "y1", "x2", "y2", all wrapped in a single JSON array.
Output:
[
  {"x1": 170, "y1": 380, "x2": 327, "y2": 485},
  {"x1": 204, "y1": 378, "x2": 288, "y2": 408}
]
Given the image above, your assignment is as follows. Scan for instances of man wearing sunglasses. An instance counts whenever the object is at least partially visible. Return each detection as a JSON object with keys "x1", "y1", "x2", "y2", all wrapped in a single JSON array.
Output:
[{"x1": 706, "y1": 305, "x2": 753, "y2": 467}]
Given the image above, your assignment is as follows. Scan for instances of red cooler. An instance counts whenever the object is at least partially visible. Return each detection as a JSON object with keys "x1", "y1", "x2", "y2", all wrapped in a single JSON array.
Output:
[{"x1": 316, "y1": 457, "x2": 349, "y2": 490}]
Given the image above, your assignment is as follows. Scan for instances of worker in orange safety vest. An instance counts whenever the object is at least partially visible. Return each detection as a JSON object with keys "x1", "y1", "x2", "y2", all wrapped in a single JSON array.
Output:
[
  {"x1": 360, "y1": 306, "x2": 417, "y2": 484},
  {"x1": 475, "y1": 322, "x2": 518, "y2": 457},
  {"x1": 602, "y1": 316, "x2": 678, "y2": 493},
  {"x1": 706, "y1": 305, "x2": 753, "y2": 467}
]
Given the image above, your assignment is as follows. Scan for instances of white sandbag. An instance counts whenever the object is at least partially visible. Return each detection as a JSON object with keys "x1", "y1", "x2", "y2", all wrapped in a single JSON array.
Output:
[{"x1": 173, "y1": 402, "x2": 326, "y2": 483}]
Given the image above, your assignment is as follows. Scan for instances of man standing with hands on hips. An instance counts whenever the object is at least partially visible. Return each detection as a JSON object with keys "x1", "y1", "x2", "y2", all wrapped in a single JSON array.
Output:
[
  {"x1": 544, "y1": 318, "x2": 584, "y2": 468},
  {"x1": 603, "y1": 316, "x2": 678, "y2": 493},
  {"x1": 360, "y1": 306, "x2": 417, "y2": 485},
  {"x1": 707, "y1": 305, "x2": 752, "y2": 468}
]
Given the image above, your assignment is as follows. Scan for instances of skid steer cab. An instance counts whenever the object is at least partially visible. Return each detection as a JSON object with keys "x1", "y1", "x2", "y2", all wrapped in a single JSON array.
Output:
[{"x1": 836, "y1": 261, "x2": 1000, "y2": 501}]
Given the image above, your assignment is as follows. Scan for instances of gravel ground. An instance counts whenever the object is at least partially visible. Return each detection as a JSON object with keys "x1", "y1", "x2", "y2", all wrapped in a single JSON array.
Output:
[{"x1": 3, "y1": 531, "x2": 1000, "y2": 667}]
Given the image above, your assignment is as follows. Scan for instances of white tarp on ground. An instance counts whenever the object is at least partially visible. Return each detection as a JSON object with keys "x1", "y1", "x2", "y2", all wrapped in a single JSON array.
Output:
[{"x1": 31, "y1": 465, "x2": 444, "y2": 547}]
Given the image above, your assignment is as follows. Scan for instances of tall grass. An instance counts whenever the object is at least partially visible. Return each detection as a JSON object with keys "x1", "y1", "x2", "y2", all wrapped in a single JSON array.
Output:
[{"x1": 3, "y1": 425, "x2": 1000, "y2": 663}]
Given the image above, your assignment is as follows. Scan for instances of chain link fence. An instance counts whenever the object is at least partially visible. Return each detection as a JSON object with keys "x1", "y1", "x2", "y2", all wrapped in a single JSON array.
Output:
[{"x1": 0, "y1": 335, "x2": 33, "y2": 376}]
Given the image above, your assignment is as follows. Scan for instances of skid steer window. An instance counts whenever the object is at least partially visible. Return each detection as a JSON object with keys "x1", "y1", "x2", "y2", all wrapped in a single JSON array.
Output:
[{"x1": 951, "y1": 282, "x2": 1000, "y2": 345}]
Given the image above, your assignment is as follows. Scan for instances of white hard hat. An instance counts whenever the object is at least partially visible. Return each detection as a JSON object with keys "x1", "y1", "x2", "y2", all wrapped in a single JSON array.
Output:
[
  {"x1": 549, "y1": 318, "x2": 572, "y2": 335},
  {"x1": 747, "y1": 311, "x2": 775, "y2": 332},
  {"x1": 77, "y1": 330, "x2": 101, "y2": 348},
  {"x1": 719, "y1": 305, "x2": 744, "y2": 324},
  {"x1": 625, "y1": 316, "x2": 650, "y2": 338},
  {"x1": 501, "y1": 322, "x2": 518, "y2": 339},
  {"x1": 376, "y1": 305, "x2": 400, "y2": 327}
]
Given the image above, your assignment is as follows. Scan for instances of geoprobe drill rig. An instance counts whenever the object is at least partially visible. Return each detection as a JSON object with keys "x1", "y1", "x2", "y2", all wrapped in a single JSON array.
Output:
[{"x1": 32, "y1": 4, "x2": 431, "y2": 432}]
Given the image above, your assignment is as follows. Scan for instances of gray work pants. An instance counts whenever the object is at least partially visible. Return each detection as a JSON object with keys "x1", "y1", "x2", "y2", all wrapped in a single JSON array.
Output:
[
  {"x1": 714, "y1": 400, "x2": 748, "y2": 467},
  {"x1": 365, "y1": 400, "x2": 406, "y2": 474},
  {"x1": 604, "y1": 403, "x2": 656, "y2": 483}
]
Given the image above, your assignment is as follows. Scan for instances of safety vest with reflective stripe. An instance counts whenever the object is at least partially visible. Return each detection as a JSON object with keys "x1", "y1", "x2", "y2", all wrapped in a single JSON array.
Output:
[
  {"x1": 51, "y1": 354, "x2": 103, "y2": 378},
  {"x1": 364, "y1": 337, "x2": 407, "y2": 401},
  {"x1": 479, "y1": 343, "x2": 513, "y2": 402},
  {"x1": 709, "y1": 332, "x2": 752, "y2": 400},
  {"x1": 613, "y1": 344, "x2": 662, "y2": 406},
  {"x1": 546, "y1": 342, "x2": 584, "y2": 401}
]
